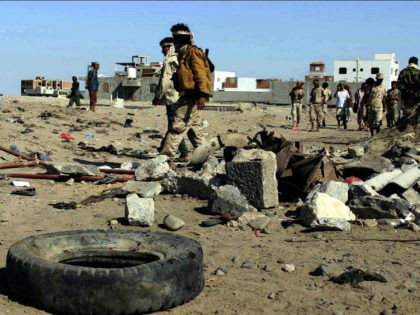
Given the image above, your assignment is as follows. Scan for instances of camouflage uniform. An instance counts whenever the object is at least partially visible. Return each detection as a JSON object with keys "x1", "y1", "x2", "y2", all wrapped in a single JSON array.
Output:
[
  {"x1": 309, "y1": 86, "x2": 324, "y2": 127},
  {"x1": 290, "y1": 88, "x2": 305, "y2": 122},
  {"x1": 322, "y1": 88, "x2": 331, "y2": 114},
  {"x1": 368, "y1": 84, "x2": 387, "y2": 128},
  {"x1": 397, "y1": 63, "x2": 420, "y2": 115},
  {"x1": 386, "y1": 88, "x2": 400, "y2": 128}
]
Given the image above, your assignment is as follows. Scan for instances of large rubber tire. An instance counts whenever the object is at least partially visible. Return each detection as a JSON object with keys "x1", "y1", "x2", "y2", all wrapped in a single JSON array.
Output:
[{"x1": 7, "y1": 230, "x2": 204, "y2": 315}]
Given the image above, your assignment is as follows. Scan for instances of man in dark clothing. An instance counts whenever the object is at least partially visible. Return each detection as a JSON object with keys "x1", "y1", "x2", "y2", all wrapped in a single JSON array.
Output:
[
  {"x1": 86, "y1": 62, "x2": 100, "y2": 112},
  {"x1": 67, "y1": 76, "x2": 81, "y2": 107},
  {"x1": 397, "y1": 56, "x2": 420, "y2": 116}
]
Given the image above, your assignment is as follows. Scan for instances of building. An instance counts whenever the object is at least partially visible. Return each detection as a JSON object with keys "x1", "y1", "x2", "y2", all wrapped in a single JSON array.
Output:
[
  {"x1": 334, "y1": 53, "x2": 399, "y2": 89},
  {"x1": 80, "y1": 55, "x2": 162, "y2": 101},
  {"x1": 221, "y1": 77, "x2": 274, "y2": 92},
  {"x1": 304, "y1": 62, "x2": 334, "y2": 82},
  {"x1": 21, "y1": 76, "x2": 71, "y2": 95},
  {"x1": 212, "y1": 71, "x2": 236, "y2": 91}
]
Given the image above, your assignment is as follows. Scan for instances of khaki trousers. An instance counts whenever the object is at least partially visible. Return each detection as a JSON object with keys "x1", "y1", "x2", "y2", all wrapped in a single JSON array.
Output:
[
  {"x1": 309, "y1": 103, "x2": 323, "y2": 125},
  {"x1": 161, "y1": 96, "x2": 204, "y2": 159}
]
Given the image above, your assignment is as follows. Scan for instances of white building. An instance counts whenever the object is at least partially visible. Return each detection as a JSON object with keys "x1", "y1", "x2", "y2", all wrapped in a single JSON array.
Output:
[
  {"x1": 212, "y1": 71, "x2": 236, "y2": 91},
  {"x1": 334, "y1": 53, "x2": 399, "y2": 89},
  {"x1": 222, "y1": 77, "x2": 271, "y2": 92}
]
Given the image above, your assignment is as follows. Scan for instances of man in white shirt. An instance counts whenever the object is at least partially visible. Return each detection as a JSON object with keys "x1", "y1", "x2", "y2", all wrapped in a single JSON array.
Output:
[{"x1": 334, "y1": 83, "x2": 350, "y2": 130}]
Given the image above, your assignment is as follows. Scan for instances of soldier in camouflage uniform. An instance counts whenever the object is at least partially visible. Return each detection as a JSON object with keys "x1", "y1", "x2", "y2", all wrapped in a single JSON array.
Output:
[
  {"x1": 368, "y1": 73, "x2": 387, "y2": 136},
  {"x1": 321, "y1": 82, "x2": 331, "y2": 128},
  {"x1": 386, "y1": 81, "x2": 400, "y2": 128},
  {"x1": 289, "y1": 80, "x2": 305, "y2": 130},
  {"x1": 397, "y1": 56, "x2": 420, "y2": 116},
  {"x1": 309, "y1": 79, "x2": 324, "y2": 132}
]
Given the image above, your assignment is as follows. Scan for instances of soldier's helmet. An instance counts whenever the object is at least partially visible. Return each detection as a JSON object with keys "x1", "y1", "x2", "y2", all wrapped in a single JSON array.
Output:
[{"x1": 376, "y1": 73, "x2": 384, "y2": 80}]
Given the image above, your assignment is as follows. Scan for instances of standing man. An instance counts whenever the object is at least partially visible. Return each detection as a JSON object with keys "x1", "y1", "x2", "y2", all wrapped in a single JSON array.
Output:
[
  {"x1": 334, "y1": 83, "x2": 350, "y2": 130},
  {"x1": 397, "y1": 56, "x2": 420, "y2": 117},
  {"x1": 368, "y1": 73, "x2": 387, "y2": 136},
  {"x1": 86, "y1": 62, "x2": 100, "y2": 112},
  {"x1": 386, "y1": 81, "x2": 400, "y2": 128},
  {"x1": 354, "y1": 83, "x2": 366, "y2": 130},
  {"x1": 308, "y1": 79, "x2": 324, "y2": 132},
  {"x1": 153, "y1": 37, "x2": 189, "y2": 162},
  {"x1": 161, "y1": 23, "x2": 212, "y2": 162},
  {"x1": 289, "y1": 80, "x2": 305, "y2": 130},
  {"x1": 67, "y1": 76, "x2": 81, "y2": 107},
  {"x1": 321, "y1": 82, "x2": 331, "y2": 128}
]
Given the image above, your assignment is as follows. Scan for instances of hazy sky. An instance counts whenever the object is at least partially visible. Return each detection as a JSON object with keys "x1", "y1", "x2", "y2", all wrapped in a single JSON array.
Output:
[{"x1": 1, "y1": 1, "x2": 419, "y2": 95}]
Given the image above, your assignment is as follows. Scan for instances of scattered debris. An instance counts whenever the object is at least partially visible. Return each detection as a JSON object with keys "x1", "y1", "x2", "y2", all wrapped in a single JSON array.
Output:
[
  {"x1": 330, "y1": 267, "x2": 387, "y2": 287},
  {"x1": 50, "y1": 202, "x2": 78, "y2": 210},
  {"x1": 11, "y1": 187, "x2": 36, "y2": 196},
  {"x1": 12, "y1": 181, "x2": 30, "y2": 187}
]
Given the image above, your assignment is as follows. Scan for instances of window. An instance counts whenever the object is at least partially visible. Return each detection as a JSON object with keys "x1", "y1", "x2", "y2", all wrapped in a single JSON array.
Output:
[
  {"x1": 339, "y1": 67, "x2": 347, "y2": 74},
  {"x1": 395, "y1": 69, "x2": 398, "y2": 76},
  {"x1": 217, "y1": 78, "x2": 220, "y2": 82},
  {"x1": 149, "y1": 83, "x2": 158, "y2": 93},
  {"x1": 353, "y1": 68, "x2": 356, "y2": 72},
  {"x1": 371, "y1": 67, "x2": 380, "y2": 74},
  {"x1": 360, "y1": 68, "x2": 364, "y2": 72}
]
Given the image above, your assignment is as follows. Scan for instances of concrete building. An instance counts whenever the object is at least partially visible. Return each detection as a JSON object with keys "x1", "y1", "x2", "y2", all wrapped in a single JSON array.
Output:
[
  {"x1": 222, "y1": 77, "x2": 272, "y2": 92},
  {"x1": 21, "y1": 76, "x2": 71, "y2": 95},
  {"x1": 304, "y1": 62, "x2": 334, "y2": 82},
  {"x1": 212, "y1": 71, "x2": 235, "y2": 91},
  {"x1": 334, "y1": 53, "x2": 399, "y2": 89}
]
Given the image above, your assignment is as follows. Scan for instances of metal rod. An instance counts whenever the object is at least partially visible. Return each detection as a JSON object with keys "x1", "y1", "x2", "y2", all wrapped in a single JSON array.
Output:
[
  {"x1": 99, "y1": 169, "x2": 135, "y2": 175},
  {"x1": 0, "y1": 145, "x2": 45, "y2": 165},
  {"x1": 0, "y1": 161, "x2": 41, "y2": 169}
]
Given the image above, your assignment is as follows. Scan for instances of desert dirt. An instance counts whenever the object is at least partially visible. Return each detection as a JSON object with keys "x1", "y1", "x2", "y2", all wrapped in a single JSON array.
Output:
[{"x1": 0, "y1": 96, "x2": 419, "y2": 315}]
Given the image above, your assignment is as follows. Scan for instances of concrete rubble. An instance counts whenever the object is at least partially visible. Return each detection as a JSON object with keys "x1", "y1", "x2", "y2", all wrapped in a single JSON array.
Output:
[
  {"x1": 125, "y1": 193, "x2": 154, "y2": 227},
  {"x1": 134, "y1": 155, "x2": 170, "y2": 180},
  {"x1": 45, "y1": 163, "x2": 100, "y2": 176},
  {"x1": 122, "y1": 181, "x2": 162, "y2": 198},
  {"x1": 207, "y1": 185, "x2": 255, "y2": 214},
  {"x1": 306, "y1": 181, "x2": 349, "y2": 204}
]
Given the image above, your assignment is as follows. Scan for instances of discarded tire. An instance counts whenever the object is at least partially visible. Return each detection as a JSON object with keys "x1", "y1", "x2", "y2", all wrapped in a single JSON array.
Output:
[{"x1": 7, "y1": 230, "x2": 204, "y2": 315}]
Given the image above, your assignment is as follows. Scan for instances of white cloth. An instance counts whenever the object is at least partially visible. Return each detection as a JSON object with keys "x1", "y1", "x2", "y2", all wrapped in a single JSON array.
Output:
[{"x1": 336, "y1": 90, "x2": 350, "y2": 108}]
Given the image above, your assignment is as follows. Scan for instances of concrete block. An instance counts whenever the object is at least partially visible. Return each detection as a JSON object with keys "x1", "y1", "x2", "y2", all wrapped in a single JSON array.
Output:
[
  {"x1": 125, "y1": 194, "x2": 154, "y2": 226},
  {"x1": 306, "y1": 181, "x2": 349, "y2": 203},
  {"x1": 348, "y1": 182, "x2": 379, "y2": 200},
  {"x1": 45, "y1": 163, "x2": 100, "y2": 176},
  {"x1": 309, "y1": 218, "x2": 351, "y2": 232},
  {"x1": 300, "y1": 192, "x2": 355, "y2": 226},
  {"x1": 162, "y1": 170, "x2": 226, "y2": 199},
  {"x1": 135, "y1": 155, "x2": 169, "y2": 180},
  {"x1": 226, "y1": 149, "x2": 279, "y2": 209},
  {"x1": 122, "y1": 181, "x2": 162, "y2": 198},
  {"x1": 208, "y1": 185, "x2": 253, "y2": 214}
]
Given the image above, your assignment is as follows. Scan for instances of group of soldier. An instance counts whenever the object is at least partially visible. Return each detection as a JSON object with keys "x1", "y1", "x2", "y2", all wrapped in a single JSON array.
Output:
[{"x1": 289, "y1": 56, "x2": 420, "y2": 136}]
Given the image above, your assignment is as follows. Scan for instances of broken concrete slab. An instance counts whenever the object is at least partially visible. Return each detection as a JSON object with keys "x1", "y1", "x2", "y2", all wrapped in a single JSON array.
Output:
[
  {"x1": 348, "y1": 145, "x2": 365, "y2": 159},
  {"x1": 381, "y1": 166, "x2": 420, "y2": 192},
  {"x1": 300, "y1": 192, "x2": 356, "y2": 227},
  {"x1": 208, "y1": 185, "x2": 254, "y2": 214},
  {"x1": 199, "y1": 156, "x2": 226, "y2": 176},
  {"x1": 122, "y1": 181, "x2": 162, "y2": 198},
  {"x1": 309, "y1": 218, "x2": 351, "y2": 232},
  {"x1": 402, "y1": 188, "x2": 420, "y2": 206},
  {"x1": 347, "y1": 196, "x2": 410, "y2": 219},
  {"x1": 162, "y1": 169, "x2": 226, "y2": 200},
  {"x1": 45, "y1": 163, "x2": 100, "y2": 176},
  {"x1": 125, "y1": 194, "x2": 154, "y2": 226},
  {"x1": 364, "y1": 169, "x2": 403, "y2": 191},
  {"x1": 348, "y1": 182, "x2": 380, "y2": 201},
  {"x1": 226, "y1": 149, "x2": 279, "y2": 209},
  {"x1": 134, "y1": 155, "x2": 169, "y2": 180},
  {"x1": 237, "y1": 211, "x2": 266, "y2": 227},
  {"x1": 341, "y1": 154, "x2": 393, "y2": 180},
  {"x1": 306, "y1": 181, "x2": 349, "y2": 204}
]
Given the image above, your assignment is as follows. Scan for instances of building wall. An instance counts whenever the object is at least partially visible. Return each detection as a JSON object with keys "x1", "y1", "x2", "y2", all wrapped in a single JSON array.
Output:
[
  {"x1": 213, "y1": 71, "x2": 236, "y2": 91},
  {"x1": 224, "y1": 77, "x2": 270, "y2": 92},
  {"x1": 334, "y1": 54, "x2": 399, "y2": 89}
]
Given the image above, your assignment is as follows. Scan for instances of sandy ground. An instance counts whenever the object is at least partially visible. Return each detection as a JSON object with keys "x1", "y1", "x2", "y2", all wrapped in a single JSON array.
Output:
[{"x1": 0, "y1": 96, "x2": 419, "y2": 315}]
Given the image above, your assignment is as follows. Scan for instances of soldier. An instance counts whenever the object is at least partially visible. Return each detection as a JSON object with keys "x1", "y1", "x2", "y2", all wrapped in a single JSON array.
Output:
[
  {"x1": 368, "y1": 73, "x2": 387, "y2": 136},
  {"x1": 153, "y1": 37, "x2": 189, "y2": 162},
  {"x1": 67, "y1": 76, "x2": 81, "y2": 108},
  {"x1": 321, "y1": 82, "x2": 331, "y2": 128},
  {"x1": 308, "y1": 79, "x2": 324, "y2": 132},
  {"x1": 161, "y1": 23, "x2": 212, "y2": 162},
  {"x1": 289, "y1": 80, "x2": 305, "y2": 130},
  {"x1": 386, "y1": 81, "x2": 400, "y2": 128},
  {"x1": 361, "y1": 77, "x2": 375, "y2": 130},
  {"x1": 86, "y1": 62, "x2": 100, "y2": 112},
  {"x1": 397, "y1": 56, "x2": 420, "y2": 116}
]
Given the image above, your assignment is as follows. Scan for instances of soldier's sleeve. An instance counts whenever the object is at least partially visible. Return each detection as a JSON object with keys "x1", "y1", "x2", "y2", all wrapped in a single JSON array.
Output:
[{"x1": 190, "y1": 48, "x2": 211, "y2": 97}]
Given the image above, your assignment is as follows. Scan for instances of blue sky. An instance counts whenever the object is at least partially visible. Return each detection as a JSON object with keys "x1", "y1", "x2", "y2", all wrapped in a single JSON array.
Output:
[{"x1": 1, "y1": 1, "x2": 419, "y2": 95}]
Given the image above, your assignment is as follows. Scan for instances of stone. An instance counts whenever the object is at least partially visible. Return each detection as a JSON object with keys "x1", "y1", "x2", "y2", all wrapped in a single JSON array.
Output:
[
  {"x1": 361, "y1": 219, "x2": 378, "y2": 227},
  {"x1": 401, "y1": 159, "x2": 418, "y2": 172},
  {"x1": 163, "y1": 214, "x2": 185, "y2": 231},
  {"x1": 348, "y1": 145, "x2": 365, "y2": 158},
  {"x1": 370, "y1": 294, "x2": 383, "y2": 302},
  {"x1": 348, "y1": 182, "x2": 379, "y2": 200},
  {"x1": 65, "y1": 178, "x2": 75, "y2": 186},
  {"x1": 380, "y1": 309, "x2": 393, "y2": 315},
  {"x1": 122, "y1": 181, "x2": 162, "y2": 198},
  {"x1": 134, "y1": 155, "x2": 169, "y2": 180},
  {"x1": 241, "y1": 260, "x2": 256, "y2": 269},
  {"x1": 309, "y1": 218, "x2": 351, "y2": 232},
  {"x1": 248, "y1": 216, "x2": 272, "y2": 230},
  {"x1": 109, "y1": 219, "x2": 118, "y2": 225},
  {"x1": 199, "y1": 156, "x2": 226, "y2": 176},
  {"x1": 300, "y1": 192, "x2": 356, "y2": 227},
  {"x1": 309, "y1": 264, "x2": 329, "y2": 276},
  {"x1": 208, "y1": 185, "x2": 252, "y2": 214},
  {"x1": 190, "y1": 137, "x2": 222, "y2": 165},
  {"x1": 226, "y1": 149, "x2": 279, "y2": 209},
  {"x1": 348, "y1": 196, "x2": 409, "y2": 219},
  {"x1": 281, "y1": 264, "x2": 295, "y2": 272},
  {"x1": 377, "y1": 219, "x2": 404, "y2": 227},
  {"x1": 162, "y1": 169, "x2": 226, "y2": 200},
  {"x1": 215, "y1": 269, "x2": 225, "y2": 276},
  {"x1": 237, "y1": 211, "x2": 266, "y2": 227},
  {"x1": 45, "y1": 163, "x2": 100, "y2": 176},
  {"x1": 402, "y1": 188, "x2": 420, "y2": 206},
  {"x1": 125, "y1": 194, "x2": 154, "y2": 227},
  {"x1": 306, "y1": 181, "x2": 349, "y2": 203},
  {"x1": 342, "y1": 154, "x2": 393, "y2": 177}
]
